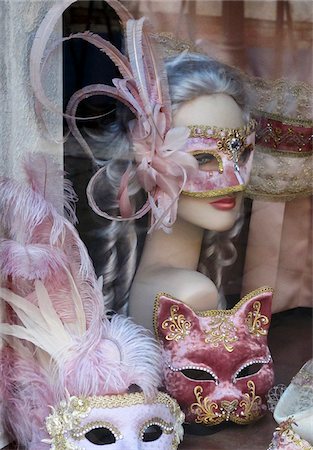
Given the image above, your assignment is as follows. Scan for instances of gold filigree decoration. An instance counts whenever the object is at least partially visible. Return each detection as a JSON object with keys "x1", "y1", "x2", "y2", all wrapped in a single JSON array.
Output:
[
  {"x1": 188, "y1": 119, "x2": 256, "y2": 141},
  {"x1": 161, "y1": 305, "x2": 192, "y2": 341},
  {"x1": 190, "y1": 386, "x2": 223, "y2": 426},
  {"x1": 188, "y1": 120, "x2": 255, "y2": 164},
  {"x1": 237, "y1": 380, "x2": 262, "y2": 424},
  {"x1": 268, "y1": 418, "x2": 313, "y2": 450},
  {"x1": 246, "y1": 301, "x2": 269, "y2": 336},
  {"x1": 44, "y1": 392, "x2": 184, "y2": 450},
  {"x1": 204, "y1": 316, "x2": 238, "y2": 352}
]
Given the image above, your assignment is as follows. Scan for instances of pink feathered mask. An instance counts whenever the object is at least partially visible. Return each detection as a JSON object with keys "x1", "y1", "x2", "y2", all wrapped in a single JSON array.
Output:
[{"x1": 0, "y1": 154, "x2": 184, "y2": 449}]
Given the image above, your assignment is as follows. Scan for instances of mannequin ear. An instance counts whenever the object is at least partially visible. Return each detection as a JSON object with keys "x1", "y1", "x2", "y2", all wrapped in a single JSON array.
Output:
[
  {"x1": 153, "y1": 294, "x2": 199, "y2": 344},
  {"x1": 239, "y1": 288, "x2": 273, "y2": 338}
]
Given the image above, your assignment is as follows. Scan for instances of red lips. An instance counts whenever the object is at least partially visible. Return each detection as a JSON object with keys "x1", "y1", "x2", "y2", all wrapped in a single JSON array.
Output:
[{"x1": 210, "y1": 197, "x2": 236, "y2": 210}]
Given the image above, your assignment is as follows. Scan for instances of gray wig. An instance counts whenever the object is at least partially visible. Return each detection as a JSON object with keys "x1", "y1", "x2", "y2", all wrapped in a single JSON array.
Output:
[{"x1": 88, "y1": 53, "x2": 251, "y2": 312}]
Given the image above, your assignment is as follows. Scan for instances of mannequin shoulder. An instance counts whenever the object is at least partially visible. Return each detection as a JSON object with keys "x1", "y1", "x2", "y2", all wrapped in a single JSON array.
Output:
[{"x1": 132, "y1": 267, "x2": 219, "y2": 311}]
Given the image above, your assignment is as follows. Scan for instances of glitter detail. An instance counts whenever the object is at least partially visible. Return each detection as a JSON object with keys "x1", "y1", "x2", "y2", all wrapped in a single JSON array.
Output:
[{"x1": 204, "y1": 316, "x2": 238, "y2": 352}]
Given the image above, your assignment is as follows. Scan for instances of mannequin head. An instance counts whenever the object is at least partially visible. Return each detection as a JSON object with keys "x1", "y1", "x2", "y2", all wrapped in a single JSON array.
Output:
[{"x1": 82, "y1": 53, "x2": 251, "y2": 310}]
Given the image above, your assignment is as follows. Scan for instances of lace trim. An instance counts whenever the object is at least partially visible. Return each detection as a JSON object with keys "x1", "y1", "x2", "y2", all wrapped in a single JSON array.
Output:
[
  {"x1": 153, "y1": 32, "x2": 198, "y2": 57},
  {"x1": 246, "y1": 147, "x2": 313, "y2": 201},
  {"x1": 246, "y1": 77, "x2": 313, "y2": 120}
]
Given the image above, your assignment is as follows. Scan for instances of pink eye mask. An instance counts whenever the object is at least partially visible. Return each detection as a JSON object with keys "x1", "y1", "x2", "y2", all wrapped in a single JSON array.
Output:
[
  {"x1": 182, "y1": 120, "x2": 256, "y2": 198},
  {"x1": 154, "y1": 287, "x2": 274, "y2": 426}
]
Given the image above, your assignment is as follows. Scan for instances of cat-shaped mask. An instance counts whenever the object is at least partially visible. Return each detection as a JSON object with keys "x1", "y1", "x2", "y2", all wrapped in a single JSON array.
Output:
[{"x1": 154, "y1": 287, "x2": 274, "y2": 426}]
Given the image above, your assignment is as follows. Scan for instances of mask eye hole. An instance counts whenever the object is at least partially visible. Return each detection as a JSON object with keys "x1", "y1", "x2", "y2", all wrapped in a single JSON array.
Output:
[
  {"x1": 85, "y1": 427, "x2": 116, "y2": 445},
  {"x1": 238, "y1": 145, "x2": 253, "y2": 166},
  {"x1": 235, "y1": 363, "x2": 264, "y2": 380},
  {"x1": 181, "y1": 369, "x2": 217, "y2": 382},
  {"x1": 193, "y1": 152, "x2": 221, "y2": 172},
  {"x1": 142, "y1": 425, "x2": 163, "y2": 442}
]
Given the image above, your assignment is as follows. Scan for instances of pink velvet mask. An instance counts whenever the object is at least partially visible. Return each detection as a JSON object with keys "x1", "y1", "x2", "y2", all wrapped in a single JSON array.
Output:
[
  {"x1": 154, "y1": 287, "x2": 274, "y2": 426},
  {"x1": 182, "y1": 120, "x2": 256, "y2": 198}
]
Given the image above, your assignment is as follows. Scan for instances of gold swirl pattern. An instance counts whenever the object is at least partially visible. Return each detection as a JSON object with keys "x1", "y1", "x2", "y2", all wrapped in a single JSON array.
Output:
[
  {"x1": 190, "y1": 381, "x2": 264, "y2": 425},
  {"x1": 190, "y1": 386, "x2": 223, "y2": 426},
  {"x1": 204, "y1": 316, "x2": 238, "y2": 352},
  {"x1": 237, "y1": 380, "x2": 262, "y2": 424},
  {"x1": 246, "y1": 301, "x2": 269, "y2": 336},
  {"x1": 162, "y1": 305, "x2": 192, "y2": 341}
]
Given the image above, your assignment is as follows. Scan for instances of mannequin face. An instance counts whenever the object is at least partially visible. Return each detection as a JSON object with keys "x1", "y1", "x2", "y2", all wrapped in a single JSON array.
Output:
[
  {"x1": 173, "y1": 94, "x2": 246, "y2": 231},
  {"x1": 177, "y1": 193, "x2": 243, "y2": 232}
]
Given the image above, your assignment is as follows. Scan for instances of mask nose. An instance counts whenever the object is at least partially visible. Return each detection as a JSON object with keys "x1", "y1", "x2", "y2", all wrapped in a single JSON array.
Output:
[
  {"x1": 220, "y1": 399, "x2": 239, "y2": 421},
  {"x1": 118, "y1": 434, "x2": 142, "y2": 450}
]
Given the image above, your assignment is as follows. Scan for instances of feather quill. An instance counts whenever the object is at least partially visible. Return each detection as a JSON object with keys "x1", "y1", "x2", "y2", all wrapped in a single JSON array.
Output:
[{"x1": 126, "y1": 18, "x2": 152, "y2": 117}]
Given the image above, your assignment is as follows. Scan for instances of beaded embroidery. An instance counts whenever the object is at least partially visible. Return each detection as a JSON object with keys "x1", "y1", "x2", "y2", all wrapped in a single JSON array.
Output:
[{"x1": 139, "y1": 418, "x2": 174, "y2": 440}]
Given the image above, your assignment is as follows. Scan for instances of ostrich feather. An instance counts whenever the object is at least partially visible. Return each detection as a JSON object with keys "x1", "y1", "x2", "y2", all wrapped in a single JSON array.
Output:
[
  {"x1": 142, "y1": 28, "x2": 172, "y2": 130},
  {"x1": 23, "y1": 152, "x2": 77, "y2": 223},
  {"x1": 65, "y1": 31, "x2": 132, "y2": 79},
  {"x1": 65, "y1": 83, "x2": 137, "y2": 161},
  {"x1": 0, "y1": 240, "x2": 66, "y2": 281},
  {"x1": 0, "y1": 282, "x2": 75, "y2": 356},
  {"x1": 106, "y1": 0, "x2": 134, "y2": 24},
  {"x1": 29, "y1": 0, "x2": 77, "y2": 118},
  {"x1": 0, "y1": 177, "x2": 65, "y2": 246},
  {"x1": 126, "y1": 18, "x2": 151, "y2": 117}
]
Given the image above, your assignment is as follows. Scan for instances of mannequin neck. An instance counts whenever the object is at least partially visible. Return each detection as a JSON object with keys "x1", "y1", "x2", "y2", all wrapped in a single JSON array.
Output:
[{"x1": 137, "y1": 216, "x2": 204, "y2": 273}]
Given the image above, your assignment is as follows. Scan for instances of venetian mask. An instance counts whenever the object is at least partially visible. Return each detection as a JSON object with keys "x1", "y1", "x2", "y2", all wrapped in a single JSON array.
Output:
[
  {"x1": 44, "y1": 392, "x2": 184, "y2": 449},
  {"x1": 182, "y1": 119, "x2": 256, "y2": 198},
  {"x1": 154, "y1": 287, "x2": 274, "y2": 425}
]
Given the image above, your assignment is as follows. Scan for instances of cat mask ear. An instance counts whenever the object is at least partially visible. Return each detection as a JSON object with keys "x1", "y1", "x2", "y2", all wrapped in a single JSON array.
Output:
[
  {"x1": 238, "y1": 288, "x2": 273, "y2": 338},
  {"x1": 154, "y1": 294, "x2": 200, "y2": 347}
]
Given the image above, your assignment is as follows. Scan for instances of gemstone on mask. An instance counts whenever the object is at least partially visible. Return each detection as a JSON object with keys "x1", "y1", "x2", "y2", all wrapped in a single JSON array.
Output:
[{"x1": 228, "y1": 137, "x2": 242, "y2": 152}]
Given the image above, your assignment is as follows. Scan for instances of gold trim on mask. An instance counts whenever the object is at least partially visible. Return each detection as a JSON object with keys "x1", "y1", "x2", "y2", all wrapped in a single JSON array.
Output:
[
  {"x1": 182, "y1": 184, "x2": 245, "y2": 198},
  {"x1": 188, "y1": 119, "x2": 256, "y2": 140},
  {"x1": 71, "y1": 421, "x2": 122, "y2": 441},
  {"x1": 191, "y1": 150, "x2": 224, "y2": 173},
  {"x1": 45, "y1": 392, "x2": 184, "y2": 450}
]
